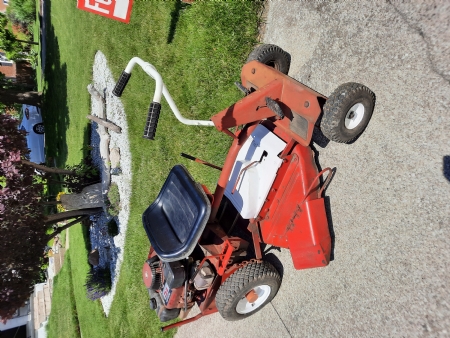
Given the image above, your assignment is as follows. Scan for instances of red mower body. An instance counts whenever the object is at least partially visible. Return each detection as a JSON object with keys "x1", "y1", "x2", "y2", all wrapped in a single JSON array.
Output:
[
  {"x1": 210, "y1": 61, "x2": 332, "y2": 269},
  {"x1": 113, "y1": 44, "x2": 374, "y2": 331},
  {"x1": 141, "y1": 61, "x2": 333, "y2": 331}
]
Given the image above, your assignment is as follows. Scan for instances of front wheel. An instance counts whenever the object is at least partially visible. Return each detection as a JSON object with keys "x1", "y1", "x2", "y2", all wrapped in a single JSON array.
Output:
[
  {"x1": 246, "y1": 44, "x2": 291, "y2": 75},
  {"x1": 320, "y1": 83, "x2": 375, "y2": 143},
  {"x1": 33, "y1": 123, "x2": 45, "y2": 134},
  {"x1": 216, "y1": 261, "x2": 281, "y2": 321}
]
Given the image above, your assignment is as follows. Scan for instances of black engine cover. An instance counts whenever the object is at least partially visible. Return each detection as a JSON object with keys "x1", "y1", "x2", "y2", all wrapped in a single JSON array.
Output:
[
  {"x1": 162, "y1": 260, "x2": 185, "y2": 289},
  {"x1": 148, "y1": 289, "x2": 180, "y2": 322}
]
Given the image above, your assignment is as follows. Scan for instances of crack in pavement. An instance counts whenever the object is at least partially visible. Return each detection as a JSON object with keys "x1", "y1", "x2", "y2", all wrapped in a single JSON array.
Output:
[
  {"x1": 387, "y1": 0, "x2": 450, "y2": 85},
  {"x1": 270, "y1": 301, "x2": 292, "y2": 338}
]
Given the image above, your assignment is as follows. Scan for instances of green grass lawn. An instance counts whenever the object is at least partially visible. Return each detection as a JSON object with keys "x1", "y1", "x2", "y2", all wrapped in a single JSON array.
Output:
[
  {"x1": 48, "y1": 225, "x2": 110, "y2": 338},
  {"x1": 46, "y1": 252, "x2": 80, "y2": 338},
  {"x1": 45, "y1": 1, "x2": 262, "y2": 337}
]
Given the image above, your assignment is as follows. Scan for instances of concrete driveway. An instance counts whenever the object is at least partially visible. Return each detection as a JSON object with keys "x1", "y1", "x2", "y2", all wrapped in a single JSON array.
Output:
[{"x1": 176, "y1": 1, "x2": 450, "y2": 337}]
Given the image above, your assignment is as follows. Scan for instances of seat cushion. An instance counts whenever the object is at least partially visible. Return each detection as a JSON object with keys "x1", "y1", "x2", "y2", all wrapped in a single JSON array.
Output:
[{"x1": 142, "y1": 165, "x2": 211, "y2": 262}]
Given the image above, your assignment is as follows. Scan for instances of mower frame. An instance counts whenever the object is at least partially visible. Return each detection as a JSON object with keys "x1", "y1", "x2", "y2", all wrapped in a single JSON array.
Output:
[{"x1": 114, "y1": 56, "x2": 335, "y2": 331}]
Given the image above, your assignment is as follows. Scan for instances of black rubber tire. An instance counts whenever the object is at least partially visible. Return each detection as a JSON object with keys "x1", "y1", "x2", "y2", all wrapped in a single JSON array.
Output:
[
  {"x1": 320, "y1": 82, "x2": 375, "y2": 143},
  {"x1": 246, "y1": 44, "x2": 291, "y2": 75},
  {"x1": 33, "y1": 123, "x2": 45, "y2": 134},
  {"x1": 216, "y1": 261, "x2": 281, "y2": 321}
]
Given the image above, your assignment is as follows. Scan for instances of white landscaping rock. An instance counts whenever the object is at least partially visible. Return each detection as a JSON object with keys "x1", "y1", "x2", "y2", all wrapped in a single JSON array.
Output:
[
  {"x1": 110, "y1": 148, "x2": 121, "y2": 168},
  {"x1": 91, "y1": 51, "x2": 132, "y2": 315}
]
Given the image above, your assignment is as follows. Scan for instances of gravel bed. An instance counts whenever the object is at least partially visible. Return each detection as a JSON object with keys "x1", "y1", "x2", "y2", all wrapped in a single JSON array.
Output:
[{"x1": 88, "y1": 51, "x2": 132, "y2": 315}]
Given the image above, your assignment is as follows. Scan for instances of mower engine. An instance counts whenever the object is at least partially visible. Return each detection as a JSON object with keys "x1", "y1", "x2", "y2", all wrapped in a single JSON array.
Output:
[{"x1": 142, "y1": 253, "x2": 216, "y2": 322}]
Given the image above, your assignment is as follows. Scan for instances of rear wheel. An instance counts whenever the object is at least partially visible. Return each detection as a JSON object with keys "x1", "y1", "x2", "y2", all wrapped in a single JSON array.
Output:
[
  {"x1": 320, "y1": 82, "x2": 375, "y2": 143},
  {"x1": 216, "y1": 261, "x2": 281, "y2": 321},
  {"x1": 247, "y1": 44, "x2": 291, "y2": 75},
  {"x1": 33, "y1": 123, "x2": 45, "y2": 134}
]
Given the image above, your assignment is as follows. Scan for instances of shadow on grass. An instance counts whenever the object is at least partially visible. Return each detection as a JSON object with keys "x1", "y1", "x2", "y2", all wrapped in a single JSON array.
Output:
[
  {"x1": 81, "y1": 218, "x2": 92, "y2": 254},
  {"x1": 42, "y1": 0, "x2": 69, "y2": 169},
  {"x1": 83, "y1": 123, "x2": 91, "y2": 157},
  {"x1": 167, "y1": 1, "x2": 190, "y2": 43},
  {"x1": 65, "y1": 254, "x2": 81, "y2": 336}
]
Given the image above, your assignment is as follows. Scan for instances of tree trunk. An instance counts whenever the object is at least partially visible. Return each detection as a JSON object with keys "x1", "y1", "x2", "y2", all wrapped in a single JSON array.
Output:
[
  {"x1": 40, "y1": 201, "x2": 61, "y2": 206},
  {"x1": 46, "y1": 216, "x2": 89, "y2": 240},
  {"x1": 15, "y1": 39, "x2": 39, "y2": 46},
  {"x1": 0, "y1": 89, "x2": 42, "y2": 106},
  {"x1": 22, "y1": 160, "x2": 76, "y2": 175},
  {"x1": 44, "y1": 207, "x2": 103, "y2": 225},
  {"x1": 86, "y1": 115, "x2": 122, "y2": 133},
  {"x1": 47, "y1": 179, "x2": 67, "y2": 185}
]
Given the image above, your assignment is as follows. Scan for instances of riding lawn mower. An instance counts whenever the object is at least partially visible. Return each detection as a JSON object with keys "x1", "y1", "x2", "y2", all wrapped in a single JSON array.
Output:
[{"x1": 112, "y1": 44, "x2": 375, "y2": 331}]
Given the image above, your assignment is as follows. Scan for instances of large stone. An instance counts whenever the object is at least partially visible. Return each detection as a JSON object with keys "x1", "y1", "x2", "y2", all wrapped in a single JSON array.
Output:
[
  {"x1": 60, "y1": 183, "x2": 104, "y2": 210},
  {"x1": 88, "y1": 249, "x2": 100, "y2": 266},
  {"x1": 110, "y1": 148, "x2": 121, "y2": 168}
]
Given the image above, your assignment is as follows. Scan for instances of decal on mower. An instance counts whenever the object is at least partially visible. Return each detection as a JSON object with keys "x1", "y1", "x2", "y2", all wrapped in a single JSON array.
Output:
[{"x1": 161, "y1": 283, "x2": 172, "y2": 305}]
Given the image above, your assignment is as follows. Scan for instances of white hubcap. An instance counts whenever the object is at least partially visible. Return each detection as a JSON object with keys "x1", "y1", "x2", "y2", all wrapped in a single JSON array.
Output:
[
  {"x1": 345, "y1": 103, "x2": 365, "y2": 129},
  {"x1": 236, "y1": 285, "x2": 271, "y2": 314}
]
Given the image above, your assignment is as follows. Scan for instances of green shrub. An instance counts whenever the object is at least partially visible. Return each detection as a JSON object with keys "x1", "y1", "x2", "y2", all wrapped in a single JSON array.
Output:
[
  {"x1": 6, "y1": 0, "x2": 36, "y2": 29},
  {"x1": 85, "y1": 267, "x2": 111, "y2": 301},
  {"x1": 106, "y1": 183, "x2": 120, "y2": 217},
  {"x1": 62, "y1": 155, "x2": 100, "y2": 193}
]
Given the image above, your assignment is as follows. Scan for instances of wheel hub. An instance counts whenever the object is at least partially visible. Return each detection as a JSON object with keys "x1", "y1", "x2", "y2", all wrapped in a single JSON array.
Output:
[
  {"x1": 236, "y1": 285, "x2": 272, "y2": 314},
  {"x1": 345, "y1": 103, "x2": 365, "y2": 129},
  {"x1": 245, "y1": 289, "x2": 259, "y2": 303}
]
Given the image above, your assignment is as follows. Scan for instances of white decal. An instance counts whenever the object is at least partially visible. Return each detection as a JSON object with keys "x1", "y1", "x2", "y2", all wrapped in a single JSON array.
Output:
[
  {"x1": 113, "y1": 0, "x2": 130, "y2": 19},
  {"x1": 84, "y1": 0, "x2": 109, "y2": 14}
]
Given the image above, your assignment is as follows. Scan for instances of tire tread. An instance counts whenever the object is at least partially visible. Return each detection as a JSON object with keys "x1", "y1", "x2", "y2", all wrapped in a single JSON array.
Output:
[
  {"x1": 246, "y1": 44, "x2": 291, "y2": 75},
  {"x1": 216, "y1": 261, "x2": 281, "y2": 321},
  {"x1": 321, "y1": 82, "x2": 375, "y2": 143}
]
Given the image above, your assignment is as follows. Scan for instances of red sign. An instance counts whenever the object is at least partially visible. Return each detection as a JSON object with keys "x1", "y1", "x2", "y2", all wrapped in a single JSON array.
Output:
[{"x1": 77, "y1": 0, "x2": 133, "y2": 23}]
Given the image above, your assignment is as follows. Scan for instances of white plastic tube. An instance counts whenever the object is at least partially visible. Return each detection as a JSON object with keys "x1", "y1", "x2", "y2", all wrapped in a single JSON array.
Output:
[{"x1": 124, "y1": 57, "x2": 214, "y2": 127}]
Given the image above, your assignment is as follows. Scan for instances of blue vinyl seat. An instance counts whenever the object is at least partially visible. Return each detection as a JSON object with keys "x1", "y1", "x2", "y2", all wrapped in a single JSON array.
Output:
[{"x1": 142, "y1": 165, "x2": 211, "y2": 262}]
